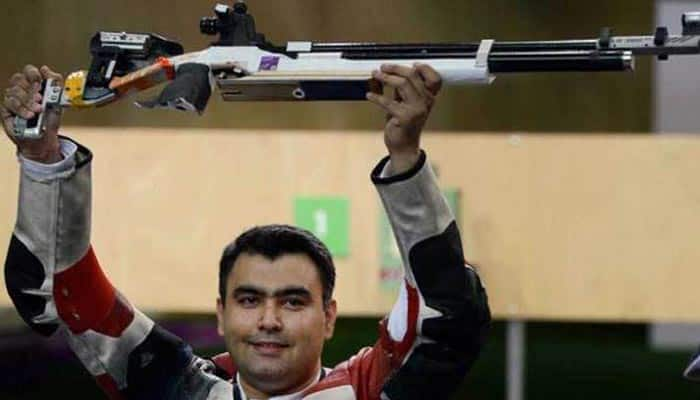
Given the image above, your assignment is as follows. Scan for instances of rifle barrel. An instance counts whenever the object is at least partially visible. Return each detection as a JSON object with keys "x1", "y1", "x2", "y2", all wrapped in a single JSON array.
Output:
[
  {"x1": 330, "y1": 48, "x2": 633, "y2": 72},
  {"x1": 489, "y1": 51, "x2": 634, "y2": 72},
  {"x1": 309, "y1": 35, "x2": 700, "y2": 58}
]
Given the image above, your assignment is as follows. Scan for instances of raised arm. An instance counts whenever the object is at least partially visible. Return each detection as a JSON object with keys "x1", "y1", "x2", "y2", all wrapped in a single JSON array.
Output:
[
  {"x1": 343, "y1": 64, "x2": 490, "y2": 399},
  {"x1": 371, "y1": 146, "x2": 490, "y2": 400},
  {"x1": 1, "y1": 65, "x2": 227, "y2": 399}
]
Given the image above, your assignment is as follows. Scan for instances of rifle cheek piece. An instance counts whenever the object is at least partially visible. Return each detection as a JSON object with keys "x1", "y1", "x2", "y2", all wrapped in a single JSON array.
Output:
[{"x1": 136, "y1": 63, "x2": 212, "y2": 114}]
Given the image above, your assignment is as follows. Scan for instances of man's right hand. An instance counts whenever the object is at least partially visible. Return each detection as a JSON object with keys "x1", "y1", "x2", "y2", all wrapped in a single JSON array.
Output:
[{"x1": 1, "y1": 65, "x2": 64, "y2": 164}]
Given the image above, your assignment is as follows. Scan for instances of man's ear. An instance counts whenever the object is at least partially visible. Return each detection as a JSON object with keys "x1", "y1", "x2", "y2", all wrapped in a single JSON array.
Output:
[
  {"x1": 216, "y1": 297, "x2": 225, "y2": 337},
  {"x1": 324, "y1": 299, "x2": 338, "y2": 340}
]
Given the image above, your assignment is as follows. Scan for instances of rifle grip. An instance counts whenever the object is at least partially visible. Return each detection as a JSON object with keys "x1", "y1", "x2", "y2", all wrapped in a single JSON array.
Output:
[
  {"x1": 13, "y1": 79, "x2": 62, "y2": 140},
  {"x1": 135, "y1": 63, "x2": 211, "y2": 113}
]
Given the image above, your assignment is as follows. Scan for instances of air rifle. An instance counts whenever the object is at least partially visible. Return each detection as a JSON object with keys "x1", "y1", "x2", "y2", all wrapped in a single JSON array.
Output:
[{"x1": 12, "y1": 1, "x2": 700, "y2": 139}]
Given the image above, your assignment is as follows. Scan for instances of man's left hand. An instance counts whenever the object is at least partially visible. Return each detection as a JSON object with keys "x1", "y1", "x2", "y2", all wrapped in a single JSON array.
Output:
[{"x1": 366, "y1": 64, "x2": 442, "y2": 174}]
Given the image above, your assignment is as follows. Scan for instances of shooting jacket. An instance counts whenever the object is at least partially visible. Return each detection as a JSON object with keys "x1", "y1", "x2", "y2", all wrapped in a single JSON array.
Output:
[{"x1": 5, "y1": 137, "x2": 490, "y2": 400}]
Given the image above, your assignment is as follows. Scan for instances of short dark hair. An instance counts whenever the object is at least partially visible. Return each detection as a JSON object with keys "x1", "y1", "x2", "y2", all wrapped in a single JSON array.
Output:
[{"x1": 219, "y1": 224, "x2": 336, "y2": 307}]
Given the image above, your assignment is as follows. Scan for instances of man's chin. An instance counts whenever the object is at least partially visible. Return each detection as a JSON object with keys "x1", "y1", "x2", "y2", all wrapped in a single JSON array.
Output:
[
  {"x1": 242, "y1": 364, "x2": 296, "y2": 393},
  {"x1": 246, "y1": 358, "x2": 290, "y2": 379}
]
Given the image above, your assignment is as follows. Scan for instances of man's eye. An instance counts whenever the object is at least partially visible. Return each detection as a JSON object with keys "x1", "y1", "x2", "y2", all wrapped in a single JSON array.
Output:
[
  {"x1": 237, "y1": 296, "x2": 259, "y2": 307},
  {"x1": 283, "y1": 298, "x2": 306, "y2": 309}
]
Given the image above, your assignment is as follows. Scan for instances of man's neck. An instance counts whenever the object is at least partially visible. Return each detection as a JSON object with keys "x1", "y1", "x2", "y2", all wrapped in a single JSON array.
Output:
[{"x1": 237, "y1": 364, "x2": 323, "y2": 400}]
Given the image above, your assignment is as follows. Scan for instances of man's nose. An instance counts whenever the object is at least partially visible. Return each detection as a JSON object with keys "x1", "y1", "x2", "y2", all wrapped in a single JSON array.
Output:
[{"x1": 257, "y1": 301, "x2": 282, "y2": 332}]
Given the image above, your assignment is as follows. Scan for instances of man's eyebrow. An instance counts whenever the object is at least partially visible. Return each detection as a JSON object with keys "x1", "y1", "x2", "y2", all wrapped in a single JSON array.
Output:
[
  {"x1": 231, "y1": 285, "x2": 313, "y2": 299},
  {"x1": 273, "y1": 286, "x2": 312, "y2": 298},
  {"x1": 232, "y1": 285, "x2": 266, "y2": 297}
]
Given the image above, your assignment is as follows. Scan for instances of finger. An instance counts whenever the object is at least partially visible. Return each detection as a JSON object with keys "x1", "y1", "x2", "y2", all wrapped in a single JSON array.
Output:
[
  {"x1": 23, "y1": 65, "x2": 43, "y2": 85},
  {"x1": 372, "y1": 69, "x2": 420, "y2": 103},
  {"x1": 414, "y1": 63, "x2": 443, "y2": 95},
  {"x1": 4, "y1": 92, "x2": 36, "y2": 118},
  {"x1": 392, "y1": 86, "x2": 428, "y2": 124},
  {"x1": 391, "y1": 79, "x2": 433, "y2": 122},
  {"x1": 376, "y1": 65, "x2": 422, "y2": 101},
  {"x1": 381, "y1": 64, "x2": 428, "y2": 98},
  {"x1": 367, "y1": 92, "x2": 419, "y2": 128},
  {"x1": 387, "y1": 68, "x2": 435, "y2": 113},
  {"x1": 40, "y1": 66, "x2": 63, "y2": 83},
  {"x1": 4, "y1": 97, "x2": 34, "y2": 120},
  {"x1": 366, "y1": 92, "x2": 403, "y2": 116},
  {"x1": 6, "y1": 90, "x2": 42, "y2": 115},
  {"x1": 9, "y1": 73, "x2": 32, "y2": 92},
  {"x1": 6, "y1": 86, "x2": 41, "y2": 113}
]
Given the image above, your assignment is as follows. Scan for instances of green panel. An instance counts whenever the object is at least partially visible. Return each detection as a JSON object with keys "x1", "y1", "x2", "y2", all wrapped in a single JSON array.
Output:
[
  {"x1": 379, "y1": 188, "x2": 461, "y2": 290},
  {"x1": 294, "y1": 196, "x2": 350, "y2": 257}
]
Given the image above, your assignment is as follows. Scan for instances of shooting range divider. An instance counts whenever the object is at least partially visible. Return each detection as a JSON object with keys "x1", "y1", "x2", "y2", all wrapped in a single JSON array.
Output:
[{"x1": 1, "y1": 127, "x2": 699, "y2": 321}]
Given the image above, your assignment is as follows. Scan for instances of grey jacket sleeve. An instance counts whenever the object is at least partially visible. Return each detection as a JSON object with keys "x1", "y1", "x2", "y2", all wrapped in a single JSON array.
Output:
[
  {"x1": 4, "y1": 137, "x2": 231, "y2": 399},
  {"x1": 372, "y1": 151, "x2": 491, "y2": 400}
]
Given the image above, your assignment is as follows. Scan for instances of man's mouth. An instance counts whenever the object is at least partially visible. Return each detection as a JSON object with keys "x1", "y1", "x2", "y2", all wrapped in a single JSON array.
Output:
[{"x1": 248, "y1": 340, "x2": 290, "y2": 355}]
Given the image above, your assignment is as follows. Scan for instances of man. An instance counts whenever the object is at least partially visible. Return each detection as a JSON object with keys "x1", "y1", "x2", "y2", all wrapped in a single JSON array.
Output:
[{"x1": 2, "y1": 63, "x2": 490, "y2": 399}]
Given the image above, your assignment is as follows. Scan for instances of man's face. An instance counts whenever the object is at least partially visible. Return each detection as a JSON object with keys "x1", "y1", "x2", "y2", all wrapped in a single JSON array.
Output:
[{"x1": 216, "y1": 252, "x2": 337, "y2": 395}]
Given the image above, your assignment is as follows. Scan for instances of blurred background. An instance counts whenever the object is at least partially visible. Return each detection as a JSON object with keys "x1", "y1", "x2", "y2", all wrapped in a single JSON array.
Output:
[{"x1": 1, "y1": 0, "x2": 700, "y2": 399}]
